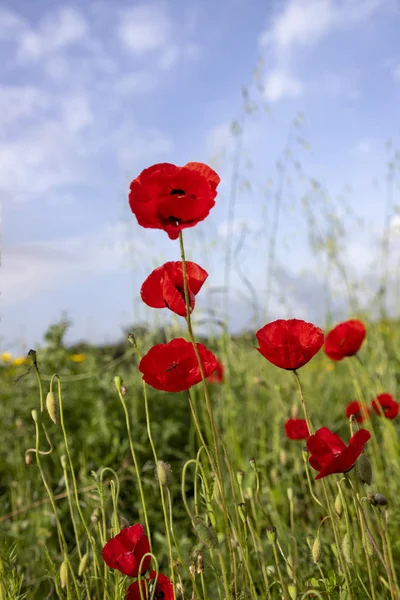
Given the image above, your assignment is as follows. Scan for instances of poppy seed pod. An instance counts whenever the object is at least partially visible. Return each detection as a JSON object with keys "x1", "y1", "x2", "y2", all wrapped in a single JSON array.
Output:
[{"x1": 356, "y1": 454, "x2": 373, "y2": 485}]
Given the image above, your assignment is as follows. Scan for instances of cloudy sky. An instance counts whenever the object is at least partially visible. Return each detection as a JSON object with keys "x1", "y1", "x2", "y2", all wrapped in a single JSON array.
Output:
[{"x1": 1, "y1": 0, "x2": 400, "y2": 351}]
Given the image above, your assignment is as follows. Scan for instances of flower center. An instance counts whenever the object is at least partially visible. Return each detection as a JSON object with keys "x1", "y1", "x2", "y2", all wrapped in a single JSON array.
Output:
[
  {"x1": 166, "y1": 361, "x2": 178, "y2": 372},
  {"x1": 170, "y1": 188, "x2": 186, "y2": 195}
]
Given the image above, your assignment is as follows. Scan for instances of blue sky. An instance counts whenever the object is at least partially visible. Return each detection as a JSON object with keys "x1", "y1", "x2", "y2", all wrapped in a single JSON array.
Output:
[{"x1": 1, "y1": 0, "x2": 400, "y2": 352}]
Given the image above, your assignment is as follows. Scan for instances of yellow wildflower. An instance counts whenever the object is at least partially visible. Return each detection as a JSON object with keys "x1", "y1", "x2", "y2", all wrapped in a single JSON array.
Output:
[
  {"x1": 326, "y1": 363, "x2": 334, "y2": 372},
  {"x1": 70, "y1": 353, "x2": 86, "y2": 363},
  {"x1": 1, "y1": 352, "x2": 12, "y2": 362},
  {"x1": 13, "y1": 357, "x2": 28, "y2": 366}
]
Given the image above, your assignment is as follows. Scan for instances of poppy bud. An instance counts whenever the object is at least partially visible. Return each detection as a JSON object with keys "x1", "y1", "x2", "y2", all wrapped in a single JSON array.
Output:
[
  {"x1": 266, "y1": 526, "x2": 277, "y2": 543},
  {"x1": 334, "y1": 492, "x2": 343, "y2": 518},
  {"x1": 121, "y1": 385, "x2": 128, "y2": 396},
  {"x1": 356, "y1": 455, "x2": 373, "y2": 485},
  {"x1": 374, "y1": 493, "x2": 388, "y2": 506},
  {"x1": 60, "y1": 559, "x2": 68, "y2": 588},
  {"x1": 155, "y1": 461, "x2": 172, "y2": 487},
  {"x1": 342, "y1": 533, "x2": 351, "y2": 564},
  {"x1": 287, "y1": 488, "x2": 294, "y2": 502},
  {"x1": 46, "y1": 392, "x2": 57, "y2": 424},
  {"x1": 236, "y1": 470, "x2": 245, "y2": 486},
  {"x1": 312, "y1": 536, "x2": 322, "y2": 563},
  {"x1": 78, "y1": 553, "x2": 89, "y2": 576},
  {"x1": 113, "y1": 376, "x2": 123, "y2": 392},
  {"x1": 288, "y1": 584, "x2": 297, "y2": 599},
  {"x1": 280, "y1": 449, "x2": 287, "y2": 466},
  {"x1": 60, "y1": 455, "x2": 68, "y2": 469},
  {"x1": 249, "y1": 457, "x2": 256, "y2": 470},
  {"x1": 193, "y1": 517, "x2": 218, "y2": 549},
  {"x1": 25, "y1": 453, "x2": 32, "y2": 465},
  {"x1": 31, "y1": 409, "x2": 39, "y2": 423}
]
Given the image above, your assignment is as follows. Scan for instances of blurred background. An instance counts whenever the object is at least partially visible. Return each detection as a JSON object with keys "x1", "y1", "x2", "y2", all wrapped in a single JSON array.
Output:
[{"x1": 2, "y1": 0, "x2": 400, "y2": 352}]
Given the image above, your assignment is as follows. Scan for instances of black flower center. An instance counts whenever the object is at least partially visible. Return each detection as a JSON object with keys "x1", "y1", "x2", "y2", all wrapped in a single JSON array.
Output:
[
  {"x1": 170, "y1": 188, "x2": 186, "y2": 195},
  {"x1": 166, "y1": 361, "x2": 178, "y2": 372}
]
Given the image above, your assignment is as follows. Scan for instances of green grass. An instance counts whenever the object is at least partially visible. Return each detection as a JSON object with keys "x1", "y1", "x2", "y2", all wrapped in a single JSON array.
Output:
[{"x1": 1, "y1": 315, "x2": 400, "y2": 599}]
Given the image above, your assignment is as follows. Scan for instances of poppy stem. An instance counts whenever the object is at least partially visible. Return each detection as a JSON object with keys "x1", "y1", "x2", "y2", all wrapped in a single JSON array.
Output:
[
  {"x1": 292, "y1": 370, "x2": 313, "y2": 435},
  {"x1": 179, "y1": 231, "x2": 236, "y2": 579}
]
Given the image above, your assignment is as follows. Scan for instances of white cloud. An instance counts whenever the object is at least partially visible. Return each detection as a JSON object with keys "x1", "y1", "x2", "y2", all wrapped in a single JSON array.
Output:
[
  {"x1": 260, "y1": 0, "x2": 389, "y2": 57},
  {"x1": 352, "y1": 138, "x2": 373, "y2": 155},
  {"x1": 264, "y1": 68, "x2": 304, "y2": 102},
  {"x1": 115, "y1": 71, "x2": 159, "y2": 96},
  {"x1": 260, "y1": 0, "x2": 335, "y2": 55},
  {"x1": 0, "y1": 85, "x2": 49, "y2": 129},
  {"x1": 0, "y1": 7, "x2": 25, "y2": 40},
  {"x1": 118, "y1": 131, "x2": 173, "y2": 171},
  {"x1": 259, "y1": 0, "x2": 390, "y2": 102},
  {"x1": 60, "y1": 94, "x2": 93, "y2": 133},
  {"x1": 17, "y1": 6, "x2": 88, "y2": 61},
  {"x1": 1, "y1": 224, "x2": 139, "y2": 306},
  {"x1": 158, "y1": 45, "x2": 180, "y2": 70},
  {"x1": 117, "y1": 3, "x2": 170, "y2": 54}
]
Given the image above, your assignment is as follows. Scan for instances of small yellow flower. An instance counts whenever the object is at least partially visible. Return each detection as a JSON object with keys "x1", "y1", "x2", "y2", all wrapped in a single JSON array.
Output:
[
  {"x1": 13, "y1": 357, "x2": 28, "y2": 366},
  {"x1": 70, "y1": 353, "x2": 86, "y2": 363},
  {"x1": 326, "y1": 363, "x2": 334, "y2": 372},
  {"x1": 1, "y1": 352, "x2": 12, "y2": 362}
]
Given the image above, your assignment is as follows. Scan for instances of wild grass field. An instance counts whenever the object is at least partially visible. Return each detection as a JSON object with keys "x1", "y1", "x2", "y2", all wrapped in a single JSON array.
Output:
[{"x1": 1, "y1": 230, "x2": 400, "y2": 600}]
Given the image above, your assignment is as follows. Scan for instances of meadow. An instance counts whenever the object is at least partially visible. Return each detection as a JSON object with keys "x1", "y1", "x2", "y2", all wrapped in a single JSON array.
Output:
[{"x1": 1, "y1": 160, "x2": 400, "y2": 600}]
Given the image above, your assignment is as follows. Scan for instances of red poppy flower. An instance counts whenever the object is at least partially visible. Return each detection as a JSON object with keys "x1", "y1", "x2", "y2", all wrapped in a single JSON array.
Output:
[
  {"x1": 306, "y1": 427, "x2": 371, "y2": 480},
  {"x1": 141, "y1": 261, "x2": 208, "y2": 317},
  {"x1": 345, "y1": 400, "x2": 370, "y2": 423},
  {"x1": 284, "y1": 418, "x2": 309, "y2": 440},
  {"x1": 324, "y1": 319, "x2": 366, "y2": 361},
  {"x1": 207, "y1": 360, "x2": 224, "y2": 383},
  {"x1": 372, "y1": 393, "x2": 399, "y2": 419},
  {"x1": 139, "y1": 338, "x2": 217, "y2": 392},
  {"x1": 256, "y1": 319, "x2": 324, "y2": 370},
  {"x1": 102, "y1": 524, "x2": 151, "y2": 577},
  {"x1": 126, "y1": 571, "x2": 174, "y2": 600},
  {"x1": 129, "y1": 162, "x2": 220, "y2": 240}
]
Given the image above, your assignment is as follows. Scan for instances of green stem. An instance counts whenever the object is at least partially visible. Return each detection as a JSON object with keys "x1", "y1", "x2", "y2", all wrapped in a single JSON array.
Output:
[
  {"x1": 114, "y1": 377, "x2": 151, "y2": 547},
  {"x1": 179, "y1": 231, "x2": 234, "y2": 573}
]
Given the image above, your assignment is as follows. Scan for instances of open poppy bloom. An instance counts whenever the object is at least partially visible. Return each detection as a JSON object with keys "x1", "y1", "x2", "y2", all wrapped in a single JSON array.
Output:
[
  {"x1": 126, "y1": 571, "x2": 174, "y2": 600},
  {"x1": 207, "y1": 360, "x2": 224, "y2": 383},
  {"x1": 324, "y1": 319, "x2": 366, "y2": 361},
  {"x1": 102, "y1": 524, "x2": 151, "y2": 577},
  {"x1": 306, "y1": 427, "x2": 371, "y2": 480},
  {"x1": 139, "y1": 338, "x2": 217, "y2": 392},
  {"x1": 372, "y1": 393, "x2": 399, "y2": 419},
  {"x1": 284, "y1": 418, "x2": 309, "y2": 440},
  {"x1": 141, "y1": 261, "x2": 208, "y2": 317},
  {"x1": 256, "y1": 319, "x2": 324, "y2": 370},
  {"x1": 345, "y1": 400, "x2": 370, "y2": 423},
  {"x1": 129, "y1": 162, "x2": 220, "y2": 240}
]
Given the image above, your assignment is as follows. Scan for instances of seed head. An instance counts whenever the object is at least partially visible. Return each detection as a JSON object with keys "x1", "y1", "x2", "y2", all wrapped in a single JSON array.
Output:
[
  {"x1": 312, "y1": 536, "x2": 322, "y2": 563},
  {"x1": 46, "y1": 392, "x2": 57, "y2": 424},
  {"x1": 155, "y1": 460, "x2": 172, "y2": 487}
]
